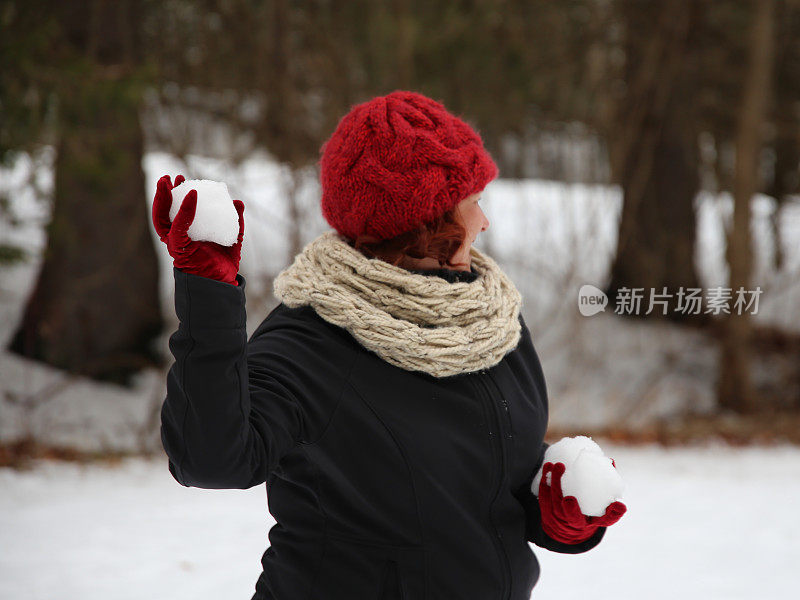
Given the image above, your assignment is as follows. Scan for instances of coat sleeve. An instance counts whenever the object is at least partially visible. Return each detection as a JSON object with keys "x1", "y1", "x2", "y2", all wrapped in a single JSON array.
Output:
[
  {"x1": 160, "y1": 267, "x2": 306, "y2": 490},
  {"x1": 521, "y1": 441, "x2": 607, "y2": 554}
]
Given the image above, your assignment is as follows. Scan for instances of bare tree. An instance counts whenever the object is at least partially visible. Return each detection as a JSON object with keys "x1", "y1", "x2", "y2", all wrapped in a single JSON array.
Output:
[
  {"x1": 718, "y1": 0, "x2": 775, "y2": 413},
  {"x1": 7, "y1": 0, "x2": 163, "y2": 385},
  {"x1": 604, "y1": 1, "x2": 705, "y2": 323}
]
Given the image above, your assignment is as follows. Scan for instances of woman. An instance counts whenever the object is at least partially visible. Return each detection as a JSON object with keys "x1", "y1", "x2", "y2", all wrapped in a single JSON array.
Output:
[{"x1": 153, "y1": 90, "x2": 626, "y2": 600}]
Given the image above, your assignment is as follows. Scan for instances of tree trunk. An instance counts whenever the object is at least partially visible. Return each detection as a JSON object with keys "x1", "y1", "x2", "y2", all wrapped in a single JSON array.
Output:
[
  {"x1": 718, "y1": 0, "x2": 775, "y2": 413},
  {"x1": 606, "y1": 2, "x2": 705, "y2": 325},
  {"x1": 7, "y1": 0, "x2": 163, "y2": 386},
  {"x1": 607, "y1": 103, "x2": 703, "y2": 320},
  {"x1": 8, "y1": 75, "x2": 163, "y2": 385}
]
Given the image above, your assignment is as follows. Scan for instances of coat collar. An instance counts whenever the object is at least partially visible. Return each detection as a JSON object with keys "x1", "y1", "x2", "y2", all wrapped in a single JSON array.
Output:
[{"x1": 406, "y1": 265, "x2": 479, "y2": 283}]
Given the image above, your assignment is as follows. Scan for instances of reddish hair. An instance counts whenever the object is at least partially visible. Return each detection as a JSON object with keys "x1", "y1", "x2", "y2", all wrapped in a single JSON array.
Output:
[{"x1": 350, "y1": 205, "x2": 468, "y2": 270}]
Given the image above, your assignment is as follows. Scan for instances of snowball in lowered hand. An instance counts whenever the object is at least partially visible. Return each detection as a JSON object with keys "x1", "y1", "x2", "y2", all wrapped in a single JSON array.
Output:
[
  {"x1": 532, "y1": 435, "x2": 625, "y2": 517},
  {"x1": 169, "y1": 179, "x2": 240, "y2": 246}
]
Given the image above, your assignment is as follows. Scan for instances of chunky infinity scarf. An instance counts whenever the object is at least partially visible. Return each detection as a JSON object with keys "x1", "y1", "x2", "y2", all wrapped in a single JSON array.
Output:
[{"x1": 273, "y1": 230, "x2": 523, "y2": 378}]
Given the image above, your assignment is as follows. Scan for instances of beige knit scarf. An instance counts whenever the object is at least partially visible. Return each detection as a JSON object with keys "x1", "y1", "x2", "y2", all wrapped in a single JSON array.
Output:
[{"x1": 273, "y1": 230, "x2": 523, "y2": 378}]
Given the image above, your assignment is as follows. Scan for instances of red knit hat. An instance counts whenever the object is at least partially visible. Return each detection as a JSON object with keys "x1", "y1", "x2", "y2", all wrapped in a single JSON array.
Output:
[{"x1": 319, "y1": 90, "x2": 499, "y2": 241}]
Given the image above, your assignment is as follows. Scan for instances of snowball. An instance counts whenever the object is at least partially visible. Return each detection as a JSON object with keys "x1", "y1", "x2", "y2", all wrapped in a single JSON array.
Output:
[
  {"x1": 168, "y1": 179, "x2": 240, "y2": 246},
  {"x1": 532, "y1": 436, "x2": 601, "y2": 491},
  {"x1": 532, "y1": 435, "x2": 625, "y2": 517}
]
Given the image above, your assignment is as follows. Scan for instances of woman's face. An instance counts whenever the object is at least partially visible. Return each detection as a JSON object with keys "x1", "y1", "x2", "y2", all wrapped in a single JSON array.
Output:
[
  {"x1": 452, "y1": 191, "x2": 490, "y2": 268},
  {"x1": 363, "y1": 191, "x2": 491, "y2": 272}
]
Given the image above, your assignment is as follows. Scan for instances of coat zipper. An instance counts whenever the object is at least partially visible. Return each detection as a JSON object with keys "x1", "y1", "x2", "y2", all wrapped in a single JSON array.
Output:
[
  {"x1": 486, "y1": 370, "x2": 513, "y2": 444},
  {"x1": 474, "y1": 369, "x2": 512, "y2": 600}
]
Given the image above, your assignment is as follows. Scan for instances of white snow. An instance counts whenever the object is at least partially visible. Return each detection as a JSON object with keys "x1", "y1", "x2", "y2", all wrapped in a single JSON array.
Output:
[
  {"x1": 168, "y1": 178, "x2": 239, "y2": 246},
  {"x1": 532, "y1": 436, "x2": 625, "y2": 517},
  {"x1": 1, "y1": 443, "x2": 798, "y2": 600}
]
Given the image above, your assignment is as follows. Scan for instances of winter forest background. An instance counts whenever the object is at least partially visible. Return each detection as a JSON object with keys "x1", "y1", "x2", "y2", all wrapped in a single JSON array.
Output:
[{"x1": 2, "y1": 1, "x2": 800, "y2": 599}]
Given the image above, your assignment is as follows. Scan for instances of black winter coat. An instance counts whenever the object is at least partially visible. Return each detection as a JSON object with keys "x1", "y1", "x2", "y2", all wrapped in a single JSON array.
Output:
[{"x1": 161, "y1": 266, "x2": 606, "y2": 600}]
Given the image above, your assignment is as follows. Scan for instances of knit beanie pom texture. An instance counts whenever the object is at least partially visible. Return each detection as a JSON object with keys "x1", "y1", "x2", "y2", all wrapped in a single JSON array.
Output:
[{"x1": 320, "y1": 90, "x2": 499, "y2": 242}]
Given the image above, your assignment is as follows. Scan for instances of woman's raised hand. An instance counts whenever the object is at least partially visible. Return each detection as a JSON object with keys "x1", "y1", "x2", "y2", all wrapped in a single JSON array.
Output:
[{"x1": 152, "y1": 174, "x2": 245, "y2": 286}]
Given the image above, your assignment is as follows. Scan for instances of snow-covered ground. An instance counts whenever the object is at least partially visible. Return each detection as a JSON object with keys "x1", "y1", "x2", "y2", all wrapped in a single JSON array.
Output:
[{"x1": 1, "y1": 443, "x2": 797, "y2": 600}]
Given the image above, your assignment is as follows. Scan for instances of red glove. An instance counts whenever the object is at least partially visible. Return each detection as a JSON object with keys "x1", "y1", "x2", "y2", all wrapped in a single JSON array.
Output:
[
  {"x1": 538, "y1": 461, "x2": 627, "y2": 544},
  {"x1": 152, "y1": 174, "x2": 245, "y2": 286}
]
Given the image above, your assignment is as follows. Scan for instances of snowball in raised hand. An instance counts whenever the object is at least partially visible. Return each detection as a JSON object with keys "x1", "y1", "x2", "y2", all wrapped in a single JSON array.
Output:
[{"x1": 169, "y1": 179, "x2": 240, "y2": 246}]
